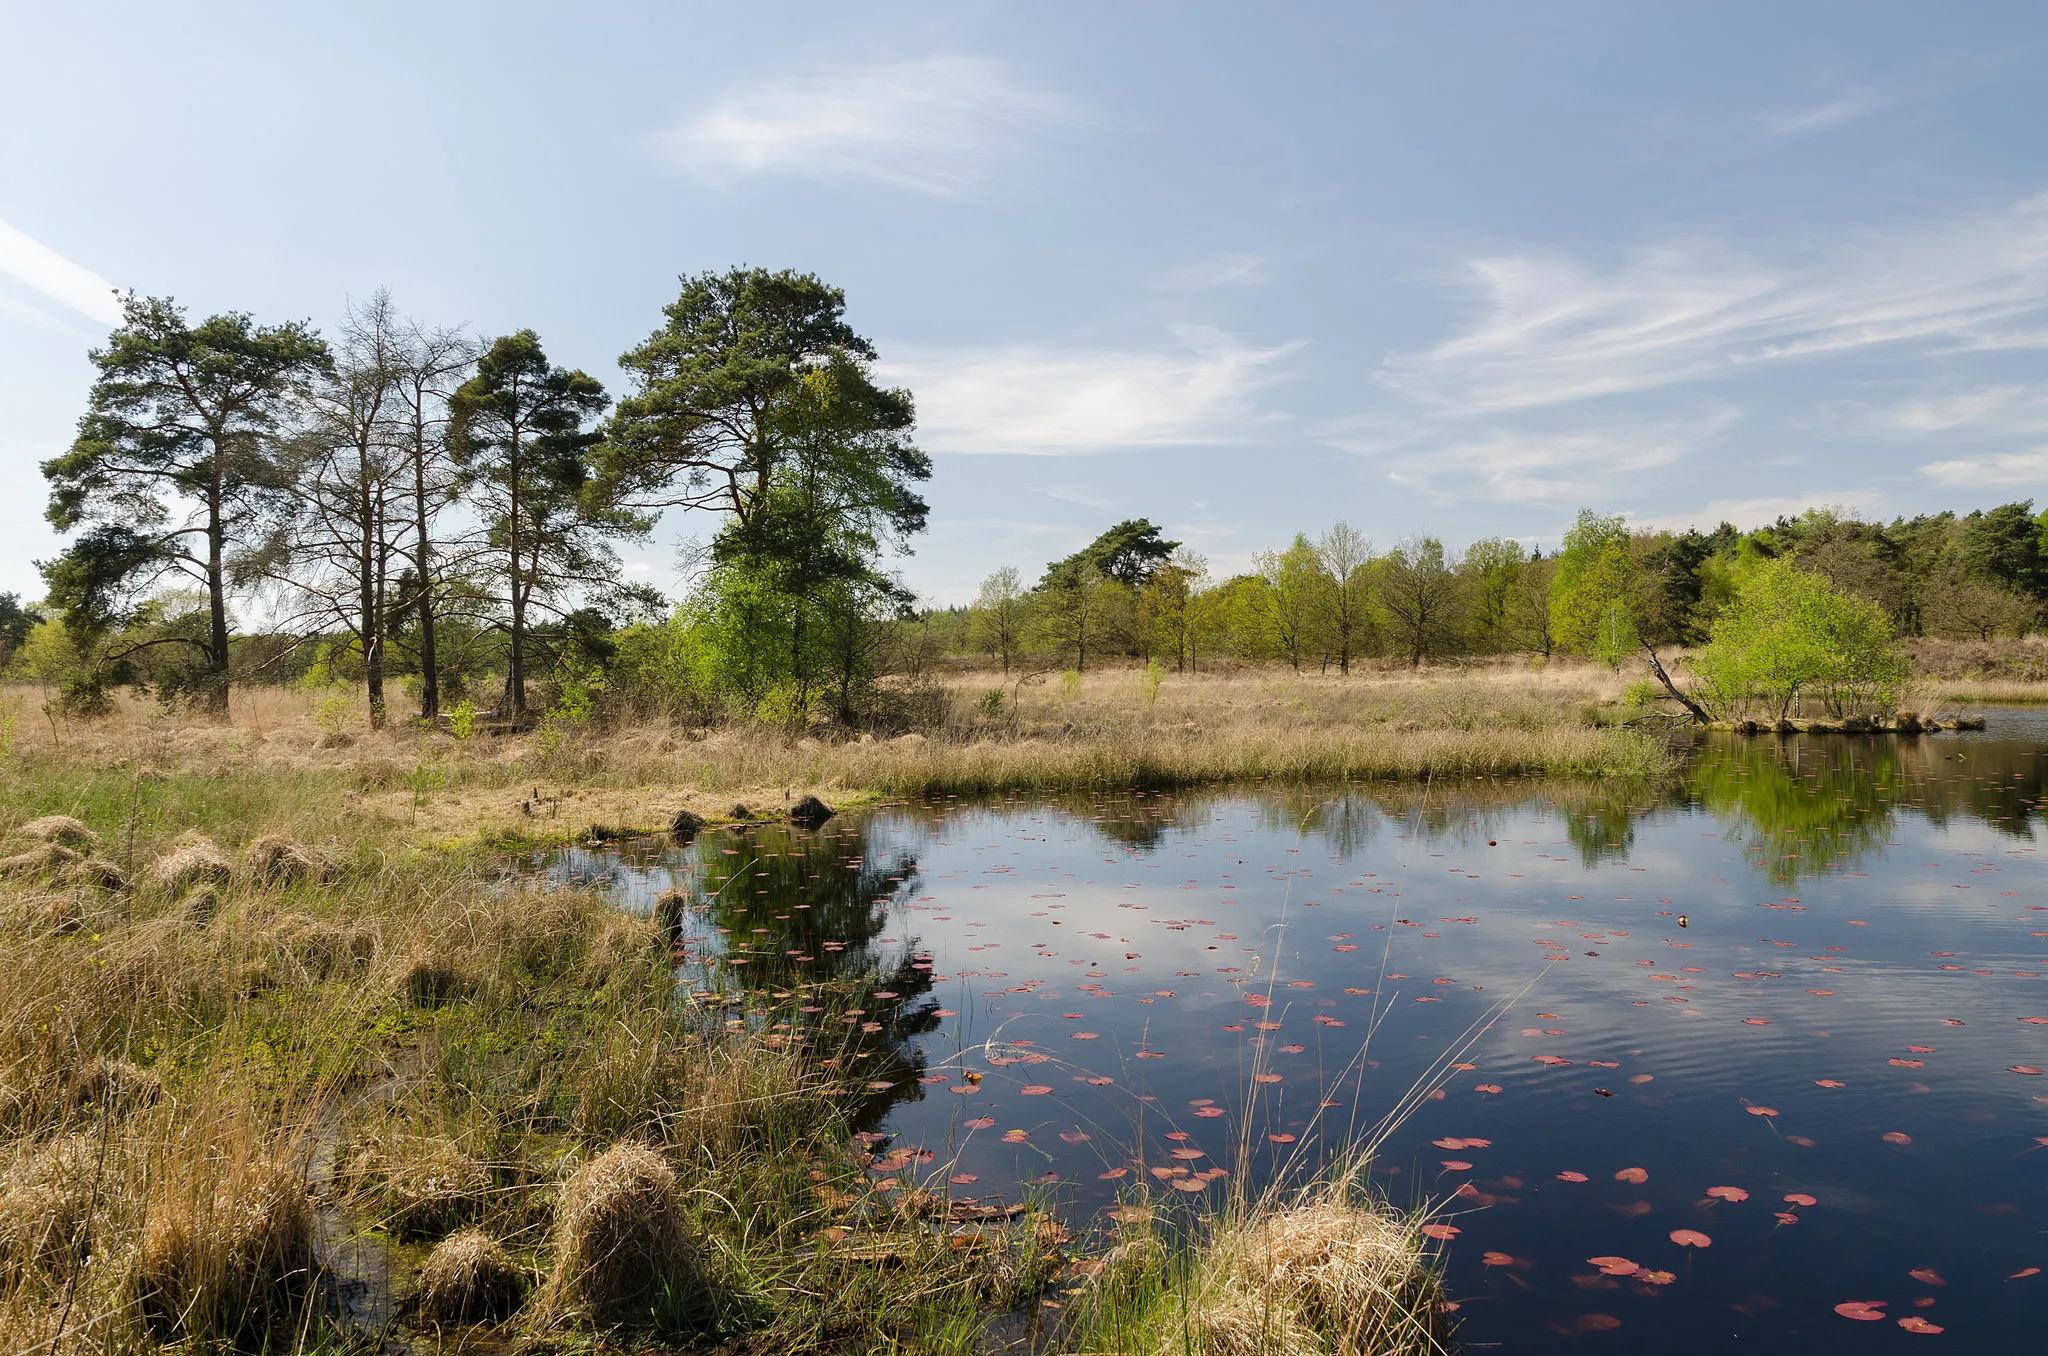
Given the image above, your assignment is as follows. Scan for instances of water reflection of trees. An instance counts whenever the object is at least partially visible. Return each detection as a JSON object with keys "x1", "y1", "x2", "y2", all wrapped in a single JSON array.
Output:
[
  {"x1": 1688, "y1": 733, "x2": 2046, "y2": 887},
  {"x1": 690, "y1": 821, "x2": 942, "y2": 1130}
]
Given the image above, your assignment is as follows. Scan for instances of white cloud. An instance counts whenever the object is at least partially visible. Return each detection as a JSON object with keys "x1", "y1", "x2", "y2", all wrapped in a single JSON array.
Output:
[
  {"x1": 882, "y1": 325, "x2": 1302, "y2": 455},
  {"x1": 1158, "y1": 253, "x2": 1268, "y2": 289},
  {"x1": 1324, "y1": 407, "x2": 1737, "y2": 502},
  {"x1": 1918, "y1": 449, "x2": 2048, "y2": 486},
  {"x1": 1869, "y1": 384, "x2": 2041, "y2": 435},
  {"x1": 0, "y1": 214, "x2": 121, "y2": 326},
  {"x1": 1382, "y1": 193, "x2": 2048, "y2": 414},
  {"x1": 1634, "y1": 489, "x2": 1888, "y2": 533},
  {"x1": 661, "y1": 56, "x2": 1069, "y2": 194},
  {"x1": 1760, "y1": 90, "x2": 1884, "y2": 139}
]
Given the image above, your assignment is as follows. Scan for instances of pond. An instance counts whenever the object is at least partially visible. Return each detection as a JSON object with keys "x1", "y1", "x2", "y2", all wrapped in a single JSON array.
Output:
[{"x1": 536, "y1": 718, "x2": 2048, "y2": 1351}]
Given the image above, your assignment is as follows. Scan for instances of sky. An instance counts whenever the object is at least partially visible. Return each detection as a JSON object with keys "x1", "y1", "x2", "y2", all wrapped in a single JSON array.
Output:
[{"x1": 3, "y1": 1, "x2": 2047, "y2": 607}]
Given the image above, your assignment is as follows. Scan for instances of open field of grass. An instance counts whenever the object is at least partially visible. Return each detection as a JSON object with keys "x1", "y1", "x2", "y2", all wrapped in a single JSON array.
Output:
[{"x1": 0, "y1": 663, "x2": 1672, "y2": 848}]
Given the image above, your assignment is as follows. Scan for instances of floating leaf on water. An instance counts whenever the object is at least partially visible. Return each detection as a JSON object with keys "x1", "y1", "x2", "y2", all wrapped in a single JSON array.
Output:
[
  {"x1": 1420, "y1": 1224, "x2": 1461, "y2": 1240},
  {"x1": 1883, "y1": 1131, "x2": 1913, "y2": 1146},
  {"x1": 1588, "y1": 1256, "x2": 1638, "y2": 1276},
  {"x1": 1706, "y1": 1186, "x2": 1749, "y2": 1202},
  {"x1": 1615, "y1": 1167, "x2": 1649, "y2": 1184},
  {"x1": 1669, "y1": 1230, "x2": 1712, "y2": 1248},
  {"x1": 1834, "y1": 1300, "x2": 1888, "y2": 1321},
  {"x1": 1897, "y1": 1317, "x2": 1944, "y2": 1334}
]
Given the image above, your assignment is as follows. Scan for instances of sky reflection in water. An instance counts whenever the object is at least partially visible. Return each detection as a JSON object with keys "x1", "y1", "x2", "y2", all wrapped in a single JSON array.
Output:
[{"x1": 543, "y1": 722, "x2": 2048, "y2": 1351}]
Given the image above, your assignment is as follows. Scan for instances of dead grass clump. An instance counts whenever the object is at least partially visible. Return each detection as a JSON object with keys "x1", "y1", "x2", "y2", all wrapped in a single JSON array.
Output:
[
  {"x1": 243, "y1": 833, "x2": 325, "y2": 885},
  {"x1": 341, "y1": 1131, "x2": 490, "y2": 1241},
  {"x1": 546, "y1": 1141, "x2": 704, "y2": 1328},
  {"x1": 21, "y1": 815, "x2": 98, "y2": 850},
  {"x1": 1175, "y1": 1197, "x2": 1449, "y2": 1356},
  {"x1": 138, "y1": 1157, "x2": 315, "y2": 1341},
  {"x1": 584, "y1": 912, "x2": 665, "y2": 981},
  {"x1": 393, "y1": 952, "x2": 470, "y2": 1008},
  {"x1": 418, "y1": 1229, "x2": 526, "y2": 1324},
  {"x1": 263, "y1": 913, "x2": 376, "y2": 980},
  {"x1": 0, "y1": 841, "x2": 82, "y2": 881},
  {"x1": 148, "y1": 838, "x2": 233, "y2": 897},
  {"x1": 68, "y1": 1057, "x2": 163, "y2": 1116},
  {"x1": 0, "y1": 1135, "x2": 99, "y2": 1275}
]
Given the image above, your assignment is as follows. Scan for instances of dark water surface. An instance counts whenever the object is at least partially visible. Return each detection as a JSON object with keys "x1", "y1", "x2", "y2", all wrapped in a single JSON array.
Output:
[{"x1": 540, "y1": 720, "x2": 2048, "y2": 1351}]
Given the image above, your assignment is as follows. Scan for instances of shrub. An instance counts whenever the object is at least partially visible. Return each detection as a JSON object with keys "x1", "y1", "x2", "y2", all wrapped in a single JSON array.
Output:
[{"x1": 1694, "y1": 558, "x2": 1906, "y2": 720}]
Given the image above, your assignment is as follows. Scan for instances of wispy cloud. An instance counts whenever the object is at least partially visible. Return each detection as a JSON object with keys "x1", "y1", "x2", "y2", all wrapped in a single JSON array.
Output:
[
  {"x1": 0, "y1": 214, "x2": 121, "y2": 325},
  {"x1": 661, "y1": 55, "x2": 1070, "y2": 194},
  {"x1": 1635, "y1": 489, "x2": 1888, "y2": 533},
  {"x1": 1033, "y1": 486, "x2": 1112, "y2": 510},
  {"x1": 1760, "y1": 89, "x2": 1885, "y2": 139},
  {"x1": 1381, "y1": 193, "x2": 2048, "y2": 414},
  {"x1": 882, "y1": 325, "x2": 1302, "y2": 455},
  {"x1": 1323, "y1": 407, "x2": 1737, "y2": 502},
  {"x1": 1158, "y1": 253, "x2": 1268, "y2": 290},
  {"x1": 1919, "y1": 449, "x2": 2048, "y2": 486}
]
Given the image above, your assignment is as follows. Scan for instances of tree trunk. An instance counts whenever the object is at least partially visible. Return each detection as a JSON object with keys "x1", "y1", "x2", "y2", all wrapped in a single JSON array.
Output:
[
  {"x1": 414, "y1": 450, "x2": 439, "y2": 721},
  {"x1": 1643, "y1": 642, "x2": 1710, "y2": 725},
  {"x1": 203, "y1": 458, "x2": 231, "y2": 715},
  {"x1": 361, "y1": 489, "x2": 385, "y2": 729},
  {"x1": 505, "y1": 442, "x2": 526, "y2": 719}
]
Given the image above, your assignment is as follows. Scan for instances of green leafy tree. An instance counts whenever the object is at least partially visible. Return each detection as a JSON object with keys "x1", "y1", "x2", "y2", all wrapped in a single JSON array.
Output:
[
  {"x1": 1251, "y1": 534, "x2": 1326, "y2": 671},
  {"x1": 41, "y1": 294, "x2": 330, "y2": 712},
  {"x1": 1313, "y1": 522, "x2": 1375, "y2": 673},
  {"x1": 448, "y1": 330, "x2": 630, "y2": 719},
  {"x1": 1378, "y1": 535, "x2": 1463, "y2": 666},
  {"x1": 1053, "y1": 519, "x2": 1180, "y2": 588},
  {"x1": 595, "y1": 267, "x2": 927, "y2": 540},
  {"x1": 1461, "y1": 536, "x2": 1526, "y2": 654},
  {"x1": 0, "y1": 593, "x2": 41, "y2": 670},
  {"x1": 971, "y1": 566, "x2": 1031, "y2": 673},
  {"x1": 1694, "y1": 558, "x2": 1906, "y2": 720},
  {"x1": 1033, "y1": 561, "x2": 1116, "y2": 671},
  {"x1": 1140, "y1": 550, "x2": 1209, "y2": 673},
  {"x1": 1550, "y1": 509, "x2": 1641, "y2": 667}
]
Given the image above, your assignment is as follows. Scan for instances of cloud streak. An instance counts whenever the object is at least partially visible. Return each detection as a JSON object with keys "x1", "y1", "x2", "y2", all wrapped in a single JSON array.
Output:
[
  {"x1": 1381, "y1": 194, "x2": 2048, "y2": 414},
  {"x1": 662, "y1": 56, "x2": 1069, "y2": 194},
  {"x1": 0, "y1": 214, "x2": 121, "y2": 325},
  {"x1": 882, "y1": 326, "x2": 1302, "y2": 455},
  {"x1": 1325, "y1": 407, "x2": 1737, "y2": 503},
  {"x1": 1760, "y1": 90, "x2": 1885, "y2": 139}
]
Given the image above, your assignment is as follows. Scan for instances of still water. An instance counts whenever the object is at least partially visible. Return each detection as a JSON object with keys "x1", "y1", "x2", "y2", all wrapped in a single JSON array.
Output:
[{"x1": 541, "y1": 720, "x2": 2048, "y2": 1351}]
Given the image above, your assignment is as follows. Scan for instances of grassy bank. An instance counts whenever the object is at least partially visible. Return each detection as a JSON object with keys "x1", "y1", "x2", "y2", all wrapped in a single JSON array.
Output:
[
  {"x1": 0, "y1": 690, "x2": 1467, "y2": 1354},
  {"x1": 0, "y1": 664, "x2": 1671, "y2": 846}
]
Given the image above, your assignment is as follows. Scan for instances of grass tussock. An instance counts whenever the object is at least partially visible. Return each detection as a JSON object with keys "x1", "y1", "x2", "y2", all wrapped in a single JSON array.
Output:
[
  {"x1": 138, "y1": 1156, "x2": 315, "y2": 1342},
  {"x1": 1167, "y1": 1195, "x2": 1449, "y2": 1356},
  {"x1": 417, "y1": 1228, "x2": 526, "y2": 1325},
  {"x1": 545, "y1": 1142, "x2": 705, "y2": 1328}
]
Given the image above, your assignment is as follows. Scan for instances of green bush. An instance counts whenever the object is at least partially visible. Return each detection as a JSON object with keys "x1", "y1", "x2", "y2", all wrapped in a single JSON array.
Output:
[{"x1": 1694, "y1": 558, "x2": 1905, "y2": 720}]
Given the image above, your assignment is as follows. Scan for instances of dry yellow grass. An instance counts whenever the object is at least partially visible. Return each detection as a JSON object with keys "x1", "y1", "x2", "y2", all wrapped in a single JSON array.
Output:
[
  {"x1": 1, "y1": 662, "x2": 1664, "y2": 848},
  {"x1": 1166, "y1": 1193, "x2": 1450, "y2": 1356},
  {"x1": 544, "y1": 1141, "x2": 703, "y2": 1328}
]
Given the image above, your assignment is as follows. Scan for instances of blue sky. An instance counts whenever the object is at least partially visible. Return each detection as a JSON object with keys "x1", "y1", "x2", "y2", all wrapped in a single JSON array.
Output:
[{"x1": 3, "y1": 1, "x2": 2046, "y2": 606}]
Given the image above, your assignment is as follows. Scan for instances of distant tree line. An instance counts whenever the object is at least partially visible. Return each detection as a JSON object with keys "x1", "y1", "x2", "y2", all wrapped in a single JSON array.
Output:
[
  {"x1": 12, "y1": 269, "x2": 929, "y2": 727},
  {"x1": 923, "y1": 504, "x2": 2048, "y2": 677}
]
